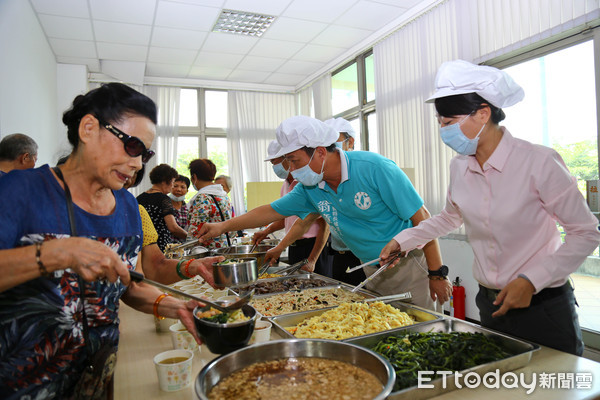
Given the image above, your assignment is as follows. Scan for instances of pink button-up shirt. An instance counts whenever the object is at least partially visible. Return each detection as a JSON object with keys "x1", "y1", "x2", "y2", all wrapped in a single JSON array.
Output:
[{"x1": 394, "y1": 128, "x2": 600, "y2": 292}]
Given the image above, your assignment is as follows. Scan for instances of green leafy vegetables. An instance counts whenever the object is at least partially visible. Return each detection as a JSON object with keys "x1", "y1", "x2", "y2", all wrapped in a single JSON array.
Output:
[
  {"x1": 372, "y1": 332, "x2": 512, "y2": 391},
  {"x1": 204, "y1": 313, "x2": 230, "y2": 323}
]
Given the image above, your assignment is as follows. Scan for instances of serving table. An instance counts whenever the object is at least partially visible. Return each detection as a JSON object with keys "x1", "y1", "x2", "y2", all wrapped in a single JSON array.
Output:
[{"x1": 114, "y1": 302, "x2": 600, "y2": 400}]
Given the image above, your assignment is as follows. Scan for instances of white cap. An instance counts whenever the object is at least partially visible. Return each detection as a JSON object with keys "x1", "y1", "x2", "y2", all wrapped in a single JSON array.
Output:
[
  {"x1": 264, "y1": 140, "x2": 281, "y2": 161},
  {"x1": 426, "y1": 59, "x2": 524, "y2": 108},
  {"x1": 273, "y1": 116, "x2": 338, "y2": 158},
  {"x1": 323, "y1": 117, "x2": 356, "y2": 138}
]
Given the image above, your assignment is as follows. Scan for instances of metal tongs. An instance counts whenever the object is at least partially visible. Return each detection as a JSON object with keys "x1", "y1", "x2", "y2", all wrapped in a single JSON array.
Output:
[
  {"x1": 346, "y1": 251, "x2": 402, "y2": 274},
  {"x1": 351, "y1": 253, "x2": 402, "y2": 292},
  {"x1": 364, "y1": 292, "x2": 412, "y2": 303},
  {"x1": 165, "y1": 239, "x2": 200, "y2": 253},
  {"x1": 276, "y1": 259, "x2": 309, "y2": 276},
  {"x1": 129, "y1": 271, "x2": 254, "y2": 313}
]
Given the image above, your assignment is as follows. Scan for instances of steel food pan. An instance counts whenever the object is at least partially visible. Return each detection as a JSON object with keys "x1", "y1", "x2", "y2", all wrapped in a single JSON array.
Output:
[
  {"x1": 270, "y1": 301, "x2": 440, "y2": 340},
  {"x1": 345, "y1": 318, "x2": 540, "y2": 400},
  {"x1": 249, "y1": 285, "x2": 377, "y2": 318}
]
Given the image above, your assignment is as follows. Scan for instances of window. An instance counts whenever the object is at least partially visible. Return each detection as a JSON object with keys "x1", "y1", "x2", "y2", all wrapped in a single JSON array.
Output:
[
  {"x1": 206, "y1": 91, "x2": 228, "y2": 128},
  {"x1": 500, "y1": 39, "x2": 600, "y2": 335},
  {"x1": 176, "y1": 89, "x2": 229, "y2": 201},
  {"x1": 503, "y1": 41, "x2": 598, "y2": 196},
  {"x1": 330, "y1": 50, "x2": 376, "y2": 151},
  {"x1": 179, "y1": 89, "x2": 198, "y2": 127},
  {"x1": 332, "y1": 62, "x2": 358, "y2": 115}
]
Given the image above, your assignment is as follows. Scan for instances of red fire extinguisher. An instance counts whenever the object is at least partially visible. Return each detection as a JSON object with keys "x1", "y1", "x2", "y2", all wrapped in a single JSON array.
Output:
[{"x1": 451, "y1": 277, "x2": 466, "y2": 320}]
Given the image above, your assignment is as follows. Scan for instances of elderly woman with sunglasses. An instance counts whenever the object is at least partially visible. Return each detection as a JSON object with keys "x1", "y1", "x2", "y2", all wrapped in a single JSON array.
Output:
[{"x1": 0, "y1": 83, "x2": 205, "y2": 399}]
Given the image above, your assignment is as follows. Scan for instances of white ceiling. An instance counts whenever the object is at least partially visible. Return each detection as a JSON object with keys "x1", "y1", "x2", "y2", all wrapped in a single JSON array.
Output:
[{"x1": 29, "y1": 0, "x2": 437, "y2": 91}]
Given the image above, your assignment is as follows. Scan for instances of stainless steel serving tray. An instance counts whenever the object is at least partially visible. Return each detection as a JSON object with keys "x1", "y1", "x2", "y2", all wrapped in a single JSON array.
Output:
[
  {"x1": 231, "y1": 273, "x2": 354, "y2": 294},
  {"x1": 249, "y1": 284, "x2": 377, "y2": 318},
  {"x1": 270, "y1": 301, "x2": 440, "y2": 341},
  {"x1": 345, "y1": 318, "x2": 541, "y2": 400}
]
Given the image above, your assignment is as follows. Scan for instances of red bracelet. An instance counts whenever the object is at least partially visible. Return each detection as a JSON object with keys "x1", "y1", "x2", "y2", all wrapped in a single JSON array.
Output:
[
  {"x1": 153, "y1": 293, "x2": 170, "y2": 320},
  {"x1": 184, "y1": 259, "x2": 194, "y2": 278}
]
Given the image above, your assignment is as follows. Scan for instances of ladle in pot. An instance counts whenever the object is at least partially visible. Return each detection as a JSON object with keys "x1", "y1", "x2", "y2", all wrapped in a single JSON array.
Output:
[{"x1": 129, "y1": 271, "x2": 254, "y2": 313}]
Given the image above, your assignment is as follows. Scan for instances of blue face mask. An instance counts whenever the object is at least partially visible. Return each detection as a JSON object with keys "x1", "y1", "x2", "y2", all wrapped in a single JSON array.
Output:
[
  {"x1": 272, "y1": 162, "x2": 289, "y2": 180},
  {"x1": 440, "y1": 115, "x2": 485, "y2": 156},
  {"x1": 291, "y1": 151, "x2": 326, "y2": 186},
  {"x1": 334, "y1": 139, "x2": 347, "y2": 149}
]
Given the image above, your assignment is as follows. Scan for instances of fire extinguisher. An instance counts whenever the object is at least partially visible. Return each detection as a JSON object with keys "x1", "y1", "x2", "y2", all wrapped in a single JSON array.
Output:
[{"x1": 451, "y1": 277, "x2": 466, "y2": 320}]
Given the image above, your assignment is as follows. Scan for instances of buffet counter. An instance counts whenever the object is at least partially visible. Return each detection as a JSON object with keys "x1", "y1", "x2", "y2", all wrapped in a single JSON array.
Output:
[{"x1": 114, "y1": 302, "x2": 600, "y2": 399}]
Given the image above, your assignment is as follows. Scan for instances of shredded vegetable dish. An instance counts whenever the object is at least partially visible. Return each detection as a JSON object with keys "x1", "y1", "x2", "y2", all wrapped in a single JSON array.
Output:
[
  {"x1": 250, "y1": 288, "x2": 366, "y2": 317},
  {"x1": 372, "y1": 332, "x2": 512, "y2": 391},
  {"x1": 290, "y1": 301, "x2": 414, "y2": 340}
]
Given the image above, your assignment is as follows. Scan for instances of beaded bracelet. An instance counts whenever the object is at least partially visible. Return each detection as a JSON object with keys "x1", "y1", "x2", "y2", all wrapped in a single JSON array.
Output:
[
  {"x1": 153, "y1": 293, "x2": 170, "y2": 320},
  {"x1": 175, "y1": 259, "x2": 189, "y2": 280},
  {"x1": 184, "y1": 259, "x2": 194, "y2": 278},
  {"x1": 35, "y1": 242, "x2": 50, "y2": 277}
]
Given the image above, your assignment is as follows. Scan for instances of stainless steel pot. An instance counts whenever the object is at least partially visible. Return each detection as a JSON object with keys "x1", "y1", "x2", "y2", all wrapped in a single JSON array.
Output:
[
  {"x1": 213, "y1": 257, "x2": 258, "y2": 288},
  {"x1": 194, "y1": 339, "x2": 395, "y2": 400},
  {"x1": 211, "y1": 244, "x2": 274, "y2": 267}
]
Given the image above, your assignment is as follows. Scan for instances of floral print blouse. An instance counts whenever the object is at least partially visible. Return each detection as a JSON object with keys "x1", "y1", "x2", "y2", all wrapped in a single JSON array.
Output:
[{"x1": 188, "y1": 193, "x2": 234, "y2": 249}]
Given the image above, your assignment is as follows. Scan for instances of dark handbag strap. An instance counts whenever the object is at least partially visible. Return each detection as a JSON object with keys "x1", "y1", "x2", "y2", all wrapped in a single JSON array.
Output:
[
  {"x1": 209, "y1": 194, "x2": 231, "y2": 246},
  {"x1": 53, "y1": 167, "x2": 95, "y2": 369}
]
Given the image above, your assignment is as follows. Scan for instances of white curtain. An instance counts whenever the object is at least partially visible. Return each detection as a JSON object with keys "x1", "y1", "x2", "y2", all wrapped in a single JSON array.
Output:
[
  {"x1": 374, "y1": 0, "x2": 460, "y2": 218},
  {"x1": 227, "y1": 91, "x2": 296, "y2": 214},
  {"x1": 296, "y1": 86, "x2": 313, "y2": 117},
  {"x1": 312, "y1": 74, "x2": 332, "y2": 120},
  {"x1": 471, "y1": 0, "x2": 600, "y2": 63},
  {"x1": 130, "y1": 85, "x2": 181, "y2": 196}
]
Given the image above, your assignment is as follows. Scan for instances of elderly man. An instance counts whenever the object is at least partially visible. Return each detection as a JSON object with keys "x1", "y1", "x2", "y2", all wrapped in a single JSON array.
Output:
[
  {"x1": 199, "y1": 116, "x2": 452, "y2": 310},
  {"x1": 214, "y1": 175, "x2": 232, "y2": 194},
  {"x1": 252, "y1": 140, "x2": 332, "y2": 276},
  {"x1": 0, "y1": 133, "x2": 38, "y2": 176}
]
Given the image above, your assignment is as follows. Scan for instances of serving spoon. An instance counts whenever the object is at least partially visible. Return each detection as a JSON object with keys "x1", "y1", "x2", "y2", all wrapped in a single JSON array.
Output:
[{"x1": 129, "y1": 271, "x2": 254, "y2": 313}]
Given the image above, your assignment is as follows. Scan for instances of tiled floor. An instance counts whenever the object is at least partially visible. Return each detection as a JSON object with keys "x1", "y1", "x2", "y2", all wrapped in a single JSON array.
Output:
[{"x1": 571, "y1": 273, "x2": 600, "y2": 333}]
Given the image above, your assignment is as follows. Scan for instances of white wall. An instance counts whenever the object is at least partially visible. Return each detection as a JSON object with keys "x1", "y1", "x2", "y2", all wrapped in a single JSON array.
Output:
[
  {"x1": 438, "y1": 238, "x2": 478, "y2": 320},
  {"x1": 56, "y1": 64, "x2": 89, "y2": 161},
  {"x1": 0, "y1": 0, "x2": 58, "y2": 166}
]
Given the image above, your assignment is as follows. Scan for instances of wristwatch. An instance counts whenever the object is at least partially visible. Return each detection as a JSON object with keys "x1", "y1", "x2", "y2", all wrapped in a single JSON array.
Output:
[{"x1": 428, "y1": 265, "x2": 449, "y2": 280}]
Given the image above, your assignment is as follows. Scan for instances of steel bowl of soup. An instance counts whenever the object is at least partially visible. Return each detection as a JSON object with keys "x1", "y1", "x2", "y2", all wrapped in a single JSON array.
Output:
[{"x1": 194, "y1": 339, "x2": 395, "y2": 400}]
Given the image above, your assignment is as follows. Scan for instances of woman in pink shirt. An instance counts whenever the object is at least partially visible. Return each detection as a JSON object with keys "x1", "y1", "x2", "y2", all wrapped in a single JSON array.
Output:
[{"x1": 381, "y1": 60, "x2": 600, "y2": 355}]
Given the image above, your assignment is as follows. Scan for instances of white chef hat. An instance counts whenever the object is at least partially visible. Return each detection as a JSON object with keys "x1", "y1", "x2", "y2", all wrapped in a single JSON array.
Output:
[
  {"x1": 426, "y1": 59, "x2": 524, "y2": 108},
  {"x1": 264, "y1": 140, "x2": 281, "y2": 161},
  {"x1": 273, "y1": 116, "x2": 338, "y2": 158},
  {"x1": 323, "y1": 117, "x2": 356, "y2": 138}
]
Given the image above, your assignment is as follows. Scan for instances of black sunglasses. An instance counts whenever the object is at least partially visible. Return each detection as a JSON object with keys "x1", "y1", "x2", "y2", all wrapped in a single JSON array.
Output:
[{"x1": 99, "y1": 119, "x2": 155, "y2": 164}]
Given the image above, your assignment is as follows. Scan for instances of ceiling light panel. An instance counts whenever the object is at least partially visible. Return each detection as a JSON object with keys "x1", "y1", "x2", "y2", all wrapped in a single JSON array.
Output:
[{"x1": 212, "y1": 9, "x2": 275, "y2": 37}]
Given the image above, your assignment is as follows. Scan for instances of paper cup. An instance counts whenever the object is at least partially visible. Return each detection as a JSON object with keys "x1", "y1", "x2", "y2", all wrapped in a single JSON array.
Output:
[
  {"x1": 154, "y1": 316, "x2": 178, "y2": 333},
  {"x1": 249, "y1": 320, "x2": 271, "y2": 344},
  {"x1": 169, "y1": 322, "x2": 199, "y2": 352},
  {"x1": 153, "y1": 349, "x2": 194, "y2": 392}
]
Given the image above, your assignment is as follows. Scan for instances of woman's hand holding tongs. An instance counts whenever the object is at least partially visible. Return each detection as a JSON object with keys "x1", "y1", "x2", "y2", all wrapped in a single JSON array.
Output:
[{"x1": 379, "y1": 239, "x2": 407, "y2": 269}]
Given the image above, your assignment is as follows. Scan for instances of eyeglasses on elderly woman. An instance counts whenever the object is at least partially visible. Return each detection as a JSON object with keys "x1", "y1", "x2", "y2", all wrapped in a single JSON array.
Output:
[{"x1": 98, "y1": 118, "x2": 155, "y2": 163}]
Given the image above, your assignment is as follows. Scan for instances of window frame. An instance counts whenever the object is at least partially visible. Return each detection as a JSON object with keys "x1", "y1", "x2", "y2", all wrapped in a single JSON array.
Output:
[
  {"x1": 331, "y1": 49, "x2": 376, "y2": 151},
  {"x1": 178, "y1": 88, "x2": 227, "y2": 159}
]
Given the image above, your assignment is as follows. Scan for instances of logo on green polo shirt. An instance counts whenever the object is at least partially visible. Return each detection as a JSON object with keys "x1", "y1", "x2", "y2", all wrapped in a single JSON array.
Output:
[{"x1": 354, "y1": 192, "x2": 371, "y2": 210}]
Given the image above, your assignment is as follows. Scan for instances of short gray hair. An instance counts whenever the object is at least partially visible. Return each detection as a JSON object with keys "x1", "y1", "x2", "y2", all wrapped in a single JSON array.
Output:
[
  {"x1": 215, "y1": 174, "x2": 232, "y2": 190},
  {"x1": 0, "y1": 133, "x2": 38, "y2": 161}
]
